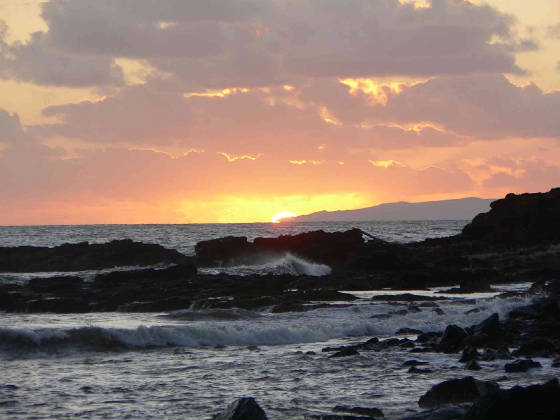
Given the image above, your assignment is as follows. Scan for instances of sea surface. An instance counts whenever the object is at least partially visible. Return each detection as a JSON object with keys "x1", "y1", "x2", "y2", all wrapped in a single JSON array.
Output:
[{"x1": 1, "y1": 221, "x2": 556, "y2": 419}]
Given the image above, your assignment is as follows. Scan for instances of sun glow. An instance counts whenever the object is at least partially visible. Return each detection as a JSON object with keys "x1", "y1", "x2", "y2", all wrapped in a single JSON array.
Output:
[{"x1": 271, "y1": 211, "x2": 297, "y2": 223}]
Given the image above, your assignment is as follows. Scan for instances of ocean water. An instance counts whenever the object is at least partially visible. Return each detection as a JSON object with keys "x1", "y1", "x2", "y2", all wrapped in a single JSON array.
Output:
[{"x1": 1, "y1": 222, "x2": 556, "y2": 419}]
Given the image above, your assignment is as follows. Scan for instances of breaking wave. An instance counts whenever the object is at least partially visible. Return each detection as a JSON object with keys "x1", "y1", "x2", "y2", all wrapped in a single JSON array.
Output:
[{"x1": 198, "y1": 253, "x2": 331, "y2": 276}]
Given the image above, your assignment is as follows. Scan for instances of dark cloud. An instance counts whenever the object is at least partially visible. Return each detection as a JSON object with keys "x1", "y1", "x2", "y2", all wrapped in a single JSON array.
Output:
[
  {"x1": 363, "y1": 75, "x2": 560, "y2": 139},
  {"x1": 0, "y1": 0, "x2": 533, "y2": 87}
]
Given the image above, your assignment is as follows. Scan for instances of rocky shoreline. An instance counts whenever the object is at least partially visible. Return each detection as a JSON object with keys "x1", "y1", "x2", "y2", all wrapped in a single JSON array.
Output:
[{"x1": 2, "y1": 188, "x2": 560, "y2": 419}]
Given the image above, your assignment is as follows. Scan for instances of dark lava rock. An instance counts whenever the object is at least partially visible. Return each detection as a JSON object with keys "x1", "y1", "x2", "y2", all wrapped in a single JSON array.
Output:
[
  {"x1": 462, "y1": 187, "x2": 560, "y2": 244},
  {"x1": 408, "y1": 367, "x2": 433, "y2": 374},
  {"x1": 196, "y1": 229, "x2": 365, "y2": 267},
  {"x1": 371, "y1": 293, "x2": 445, "y2": 302},
  {"x1": 417, "y1": 331, "x2": 442, "y2": 344},
  {"x1": 0, "y1": 239, "x2": 189, "y2": 272},
  {"x1": 471, "y1": 313, "x2": 501, "y2": 337},
  {"x1": 459, "y1": 346, "x2": 480, "y2": 362},
  {"x1": 438, "y1": 325, "x2": 468, "y2": 353},
  {"x1": 403, "y1": 360, "x2": 429, "y2": 367},
  {"x1": 467, "y1": 378, "x2": 560, "y2": 419},
  {"x1": 397, "y1": 328, "x2": 423, "y2": 335},
  {"x1": 465, "y1": 360, "x2": 482, "y2": 371},
  {"x1": 480, "y1": 347, "x2": 512, "y2": 361},
  {"x1": 28, "y1": 276, "x2": 83, "y2": 293},
  {"x1": 418, "y1": 376, "x2": 500, "y2": 408},
  {"x1": 332, "y1": 406, "x2": 384, "y2": 418},
  {"x1": 517, "y1": 338, "x2": 558, "y2": 357},
  {"x1": 504, "y1": 359, "x2": 542, "y2": 373},
  {"x1": 329, "y1": 348, "x2": 360, "y2": 358},
  {"x1": 212, "y1": 397, "x2": 267, "y2": 420}
]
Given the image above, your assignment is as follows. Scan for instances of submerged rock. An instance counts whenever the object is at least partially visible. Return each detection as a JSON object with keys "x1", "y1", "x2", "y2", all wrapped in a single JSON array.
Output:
[
  {"x1": 504, "y1": 359, "x2": 542, "y2": 373},
  {"x1": 212, "y1": 397, "x2": 267, "y2": 420},
  {"x1": 465, "y1": 360, "x2": 482, "y2": 371},
  {"x1": 418, "y1": 377, "x2": 500, "y2": 408},
  {"x1": 329, "y1": 348, "x2": 360, "y2": 358},
  {"x1": 467, "y1": 378, "x2": 560, "y2": 419}
]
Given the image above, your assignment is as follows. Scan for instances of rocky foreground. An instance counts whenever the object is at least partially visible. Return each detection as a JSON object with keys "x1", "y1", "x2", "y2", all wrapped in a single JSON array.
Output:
[{"x1": 2, "y1": 188, "x2": 560, "y2": 419}]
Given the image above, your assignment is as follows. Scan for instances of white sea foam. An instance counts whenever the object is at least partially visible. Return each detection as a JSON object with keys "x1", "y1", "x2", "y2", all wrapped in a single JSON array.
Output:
[{"x1": 198, "y1": 253, "x2": 332, "y2": 276}]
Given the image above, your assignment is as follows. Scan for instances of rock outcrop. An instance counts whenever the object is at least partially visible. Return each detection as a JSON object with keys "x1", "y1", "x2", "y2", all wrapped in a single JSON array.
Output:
[
  {"x1": 418, "y1": 377, "x2": 499, "y2": 408},
  {"x1": 462, "y1": 187, "x2": 560, "y2": 244},
  {"x1": 212, "y1": 397, "x2": 267, "y2": 420},
  {"x1": 195, "y1": 229, "x2": 365, "y2": 267},
  {"x1": 0, "y1": 239, "x2": 190, "y2": 272}
]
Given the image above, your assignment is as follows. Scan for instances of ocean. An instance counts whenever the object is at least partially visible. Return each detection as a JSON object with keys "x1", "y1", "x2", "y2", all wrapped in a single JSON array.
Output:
[{"x1": 1, "y1": 221, "x2": 555, "y2": 419}]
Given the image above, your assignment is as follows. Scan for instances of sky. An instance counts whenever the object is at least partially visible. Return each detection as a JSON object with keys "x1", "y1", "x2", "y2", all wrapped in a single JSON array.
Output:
[{"x1": 0, "y1": 0, "x2": 559, "y2": 224}]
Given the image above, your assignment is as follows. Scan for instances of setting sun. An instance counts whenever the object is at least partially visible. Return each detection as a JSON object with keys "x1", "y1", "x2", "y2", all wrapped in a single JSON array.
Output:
[{"x1": 271, "y1": 211, "x2": 297, "y2": 223}]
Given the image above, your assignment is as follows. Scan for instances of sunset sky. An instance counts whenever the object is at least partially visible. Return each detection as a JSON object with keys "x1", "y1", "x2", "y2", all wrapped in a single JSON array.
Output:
[{"x1": 1, "y1": 0, "x2": 559, "y2": 224}]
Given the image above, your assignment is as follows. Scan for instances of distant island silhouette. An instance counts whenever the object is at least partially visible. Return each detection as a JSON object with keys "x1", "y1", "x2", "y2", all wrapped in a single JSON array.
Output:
[{"x1": 293, "y1": 197, "x2": 496, "y2": 222}]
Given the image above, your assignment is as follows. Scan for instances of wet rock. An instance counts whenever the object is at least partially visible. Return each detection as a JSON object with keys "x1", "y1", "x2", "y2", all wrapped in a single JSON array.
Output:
[
  {"x1": 371, "y1": 293, "x2": 446, "y2": 302},
  {"x1": 465, "y1": 360, "x2": 482, "y2": 371},
  {"x1": 396, "y1": 328, "x2": 423, "y2": 335},
  {"x1": 332, "y1": 406, "x2": 384, "y2": 418},
  {"x1": 28, "y1": 276, "x2": 83, "y2": 293},
  {"x1": 438, "y1": 325, "x2": 468, "y2": 353},
  {"x1": 471, "y1": 313, "x2": 501, "y2": 337},
  {"x1": 504, "y1": 359, "x2": 542, "y2": 373},
  {"x1": 433, "y1": 308, "x2": 445, "y2": 315},
  {"x1": 26, "y1": 297, "x2": 90, "y2": 313},
  {"x1": 212, "y1": 397, "x2": 267, "y2": 420},
  {"x1": 410, "y1": 347, "x2": 433, "y2": 353},
  {"x1": 465, "y1": 308, "x2": 480, "y2": 315},
  {"x1": 467, "y1": 378, "x2": 560, "y2": 419},
  {"x1": 462, "y1": 188, "x2": 560, "y2": 244},
  {"x1": 402, "y1": 360, "x2": 429, "y2": 367},
  {"x1": 407, "y1": 305, "x2": 422, "y2": 313},
  {"x1": 480, "y1": 347, "x2": 512, "y2": 361},
  {"x1": 306, "y1": 351, "x2": 316, "y2": 355},
  {"x1": 552, "y1": 358, "x2": 560, "y2": 367},
  {"x1": 196, "y1": 229, "x2": 365, "y2": 267},
  {"x1": 417, "y1": 332, "x2": 442, "y2": 344},
  {"x1": 516, "y1": 338, "x2": 558, "y2": 357},
  {"x1": 418, "y1": 376, "x2": 500, "y2": 408},
  {"x1": 329, "y1": 348, "x2": 360, "y2": 358},
  {"x1": 402, "y1": 403, "x2": 472, "y2": 420},
  {"x1": 0, "y1": 239, "x2": 189, "y2": 272},
  {"x1": 459, "y1": 346, "x2": 480, "y2": 362},
  {"x1": 408, "y1": 367, "x2": 433, "y2": 374}
]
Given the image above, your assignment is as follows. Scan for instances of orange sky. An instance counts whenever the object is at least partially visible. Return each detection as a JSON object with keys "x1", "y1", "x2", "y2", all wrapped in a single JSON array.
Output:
[{"x1": 0, "y1": 0, "x2": 559, "y2": 224}]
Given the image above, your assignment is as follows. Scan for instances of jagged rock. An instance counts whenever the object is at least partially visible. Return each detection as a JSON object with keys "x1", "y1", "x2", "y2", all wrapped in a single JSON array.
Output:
[
  {"x1": 459, "y1": 346, "x2": 480, "y2": 362},
  {"x1": 0, "y1": 239, "x2": 189, "y2": 272},
  {"x1": 418, "y1": 377, "x2": 500, "y2": 408},
  {"x1": 467, "y1": 378, "x2": 560, "y2": 419},
  {"x1": 504, "y1": 359, "x2": 542, "y2": 373},
  {"x1": 371, "y1": 293, "x2": 446, "y2": 302},
  {"x1": 465, "y1": 360, "x2": 481, "y2": 371},
  {"x1": 438, "y1": 325, "x2": 468, "y2": 353},
  {"x1": 462, "y1": 188, "x2": 560, "y2": 244},
  {"x1": 329, "y1": 348, "x2": 360, "y2": 358},
  {"x1": 480, "y1": 347, "x2": 512, "y2": 361},
  {"x1": 332, "y1": 406, "x2": 384, "y2": 418},
  {"x1": 402, "y1": 360, "x2": 429, "y2": 367},
  {"x1": 396, "y1": 328, "x2": 423, "y2": 335},
  {"x1": 196, "y1": 229, "x2": 365, "y2": 267},
  {"x1": 212, "y1": 397, "x2": 267, "y2": 420},
  {"x1": 516, "y1": 338, "x2": 558, "y2": 357},
  {"x1": 28, "y1": 276, "x2": 83, "y2": 293}
]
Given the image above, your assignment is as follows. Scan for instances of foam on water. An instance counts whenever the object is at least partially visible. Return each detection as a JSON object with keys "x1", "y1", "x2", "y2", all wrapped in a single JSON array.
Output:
[
  {"x1": 0, "y1": 289, "x2": 534, "y2": 353},
  {"x1": 198, "y1": 253, "x2": 332, "y2": 276}
]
